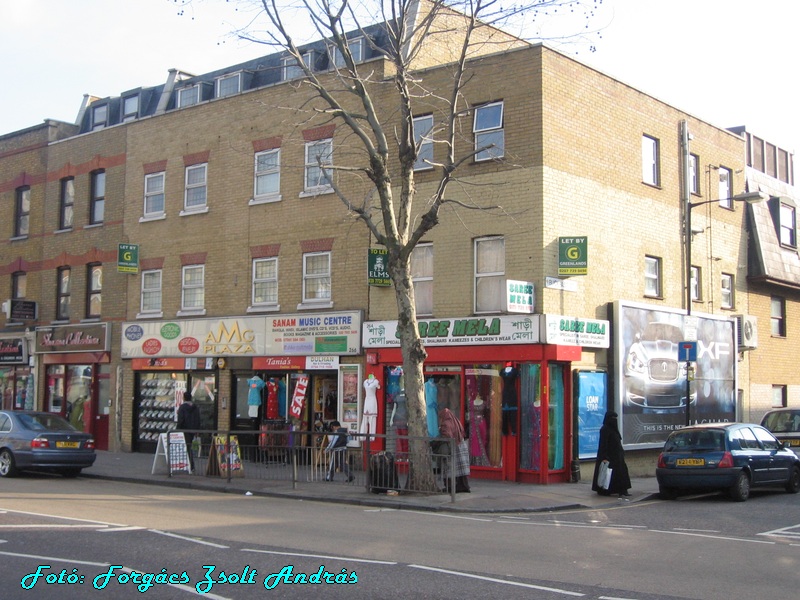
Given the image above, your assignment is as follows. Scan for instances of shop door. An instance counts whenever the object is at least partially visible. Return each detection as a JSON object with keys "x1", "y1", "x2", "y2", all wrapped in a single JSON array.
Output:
[{"x1": 93, "y1": 365, "x2": 111, "y2": 450}]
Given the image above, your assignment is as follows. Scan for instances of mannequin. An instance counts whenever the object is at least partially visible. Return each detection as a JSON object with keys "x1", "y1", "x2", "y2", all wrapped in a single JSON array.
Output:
[
  {"x1": 265, "y1": 378, "x2": 279, "y2": 420},
  {"x1": 500, "y1": 362, "x2": 519, "y2": 435},
  {"x1": 424, "y1": 377, "x2": 439, "y2": 437},
  {"x1": 390, "y1": 388, "x2": 409, "y2": 456},
  {"x1": 247, "y1": 374, "x2": 265, "y2": 418},
  {"x1": 360, "y1": 374, "x2": 380, "y2": 440},
  {"x1": 470, "y1": 397, "x2": 489, "y2": 464}
]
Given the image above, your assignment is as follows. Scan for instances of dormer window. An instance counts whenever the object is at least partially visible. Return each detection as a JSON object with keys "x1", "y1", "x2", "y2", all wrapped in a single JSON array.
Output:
[
  {"x1": 779, "y1": 201, "x2": 797, "y2": 248},
  {"x1": 216, "y1": 72, "x2": 241, "y2": 98},
  {"x1": 282, "y1": 52, "x2": 313, "y2": 80},
  {"x1": 92, "y1": 104, "x2": 107, "y2": 130},
  {"x1": 178, "y1": 85, "x2": 199, "y2": 108},
  {"x1": 330, "y1": 37, "x2": 363, "y2": 69},
  {"x1": 122, "y1": 95, "x2": 139, "y2": 122}
]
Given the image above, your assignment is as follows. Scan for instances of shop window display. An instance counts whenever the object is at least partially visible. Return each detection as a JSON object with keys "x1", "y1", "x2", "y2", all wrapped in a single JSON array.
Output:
[
  {"x1": 45, "y1": 365, "x2": 94, "y2": 432},
  {"x1": 465, "y1": 364, "x2": 503, "y2": 468},
  {"x1": 0, "y1": 367, "x2": 33, "y2": 411}
]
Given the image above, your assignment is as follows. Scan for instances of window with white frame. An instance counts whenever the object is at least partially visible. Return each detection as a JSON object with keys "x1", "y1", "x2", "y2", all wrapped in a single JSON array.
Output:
[
  {"x1": 252, "y1": 258, "x2": 278, "y2": 307},
  {"x1": 474, "y1": 101, "x2": 504, "y2": 161},
  {"x1": 718, "y1": 166, "x2": 732, "y2": 208},
  {"x1": 140, "y1": 269, "x2": 162, "y2": 314},
  {"x1": 144, "y1": 172, "x2": 165, "y2": 217},
  {"x1": 216, "y1": 73, "x2": 241, "y2": 98},
  {"x1": 283, "y1": 53, "x2": 312, "y2": 80},
  {"x1": 122, "y1": 95, "x2": 139, "y2": 122},
  {"x1": 302, "y1": 252, "x2": 331, "y2": 304},
  {"x1": 772, "y1": 385, "x2": 787, "y2": 408},
  {"x1": 14, "y1": 186, "x2": 30, "y2": 237},
  {"x1": 184, "y1": 163, "x2": 207, "y2": 211},
  {"x1": 178, "y1": 86, "x2": 199, "y2": 108},
  {"x1": 779, "y1": 202, "x2": 797, "y2": 247},
  {"x1": 413, "y1": 115, "x2": 434, "y2": 171},
  {"x1": 90, "y1": 170, "x2": 106, "y2": 225},
  {"x1": 304, "y1": 139, "x2": 333, "y2": 192},
  {"x1": 689, "y1": 153, "x2": 700, "y2": 195},
  {"x1": 181, "y1": 265, "x2": 205, "y2": 311},
  {"x1": 59, "y1": 177, "x2": 75, "y2": 230},
  {"x1": 330, "y1": 37, "x2": 363, "y2": 68},
  {"x1": 771, "y1": 295, "x2": 786, "y2": 336},
  {"x1": 92, "y1": 104, "x2": 107, "y2": 130},
  {"x1": 474, "y1": 237, "x2": 505, "y2": 313},
  {"x1": 642, "y1": 135, "x2": 660, "y2": 186},
  {"x1": 690, "y1": 265, "x2": 701, "y2": 302},
  {"x1": 644, "y1": 255, "x2": 661, "y2": 297},
  {"x1": 254, "y1": 149, "x2": 281, "y2": 202},
  {"x1": 86, "y1": 263, "x2": 102, "y2": 318},
  {"x1": 412, "y1": 243, "x2": 433, "y2": 316},
  {"x1": 12, "y1": 271, "x2": 26, "y2": 299},
  {"x1": 56, "y1": 267, "x2": 71, "y2": 321},
  {"x1": 720, "y1": 273, "x2": 734, "y2": 309}
]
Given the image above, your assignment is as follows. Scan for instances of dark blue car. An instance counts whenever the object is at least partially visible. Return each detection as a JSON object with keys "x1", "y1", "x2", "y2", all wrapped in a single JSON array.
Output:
[{"x1": 656, "y1": 422, "x2": 800, "y2": 501}]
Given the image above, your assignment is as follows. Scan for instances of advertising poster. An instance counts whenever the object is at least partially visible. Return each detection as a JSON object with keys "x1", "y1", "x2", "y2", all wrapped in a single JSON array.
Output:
[
  {"x1": 614, "y1": 301, "x2": 736, "y2": 447},
  {"x1": 575, "y1": 370, "x2": 607, "y2": 459}
]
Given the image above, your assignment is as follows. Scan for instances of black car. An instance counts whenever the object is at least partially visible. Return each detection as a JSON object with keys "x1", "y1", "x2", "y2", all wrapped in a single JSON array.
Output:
[
  {"x1": 656, "y1": 422, "x2": 800, "y2": 501},
  {"x1": 0, "y1": 410, "x2": 96, "y2": 478}
]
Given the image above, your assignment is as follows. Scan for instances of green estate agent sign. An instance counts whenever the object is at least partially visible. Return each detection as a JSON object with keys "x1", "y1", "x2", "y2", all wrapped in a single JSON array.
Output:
[
  {"x1": 558, "y1": 237, "x2": 587, "y2": 276},
  {"x1": 118, "y1": 243, "x2": 139, "y2": 274},
  {"x1": 368, "y1": 248, "x2": 391, "y2": 286}
]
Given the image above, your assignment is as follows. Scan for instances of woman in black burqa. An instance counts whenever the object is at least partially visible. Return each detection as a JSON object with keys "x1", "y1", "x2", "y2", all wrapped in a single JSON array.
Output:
[{"x1": 591, "y1": 411, "x2": 631, "y2": 497}]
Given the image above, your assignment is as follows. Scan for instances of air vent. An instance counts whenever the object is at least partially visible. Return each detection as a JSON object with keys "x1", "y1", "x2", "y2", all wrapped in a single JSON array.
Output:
[{"x1": 734, "y1": 314, "x2": 758, "y2": 351}]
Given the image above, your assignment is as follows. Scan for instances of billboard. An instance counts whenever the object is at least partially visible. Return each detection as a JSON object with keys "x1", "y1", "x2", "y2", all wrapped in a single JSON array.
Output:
[{"x1": 613, "y1": 301, "x2": 736, "y2": 447}]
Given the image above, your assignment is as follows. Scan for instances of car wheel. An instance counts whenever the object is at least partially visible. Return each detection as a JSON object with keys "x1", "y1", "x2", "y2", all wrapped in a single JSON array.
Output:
[
  {"x1": 61, "y1": 468, "x2": 82, "y2": 478},
  {"x1": 785, "y1": 466, "x2": 800, "y2": 494},
  {"x1": 659, "y1": 485, "x2": 677, "y2": 500},
  {"x1": 729, "y1": 471, "x2": 750, "y2": 502},
  {"x1": 0, "y1": 449, "x2": 18, "y2": 478}
]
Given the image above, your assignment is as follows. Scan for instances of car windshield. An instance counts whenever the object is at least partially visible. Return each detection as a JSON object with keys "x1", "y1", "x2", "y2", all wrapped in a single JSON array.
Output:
[
  {"x1": 17, "y1": 413, "x2": 77, "y2": 432},
  {"x1": 664, "y1": 429, "x2": 725, "y2": 452},
  {"x1": 762, "y1": 410, "x2": 800, "y2": 434}
]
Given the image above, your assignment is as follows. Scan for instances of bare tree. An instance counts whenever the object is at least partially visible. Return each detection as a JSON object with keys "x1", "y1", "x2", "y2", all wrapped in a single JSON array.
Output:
[{"x1": 190, "y1": 0, "x2": 602, "y2": 489}]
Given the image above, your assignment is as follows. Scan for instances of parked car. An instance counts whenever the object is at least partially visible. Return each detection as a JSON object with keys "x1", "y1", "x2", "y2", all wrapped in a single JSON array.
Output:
[
  {"x1": 624, "y1": 322, "x2": 695, "y2": 413},
  {"x1": 760, "y1": 408, "x2": 800, "y2": 456},
  {"x1": 656, "y1": 422, "x2": 800, "y2": 501},
  {"x1": 0, "y1": 410, "x2": 96, "y2": 478}
]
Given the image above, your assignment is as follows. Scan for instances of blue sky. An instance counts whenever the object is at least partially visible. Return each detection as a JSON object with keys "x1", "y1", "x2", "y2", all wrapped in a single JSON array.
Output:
[{"x1": 1, "y1": 0, "x2": 797, "y2": 158}]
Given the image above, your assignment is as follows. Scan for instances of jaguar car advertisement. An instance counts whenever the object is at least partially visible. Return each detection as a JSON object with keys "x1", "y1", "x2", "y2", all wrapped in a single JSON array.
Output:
[{"x1": 613, "y1": 301, "x2": 736, "y2": 446}]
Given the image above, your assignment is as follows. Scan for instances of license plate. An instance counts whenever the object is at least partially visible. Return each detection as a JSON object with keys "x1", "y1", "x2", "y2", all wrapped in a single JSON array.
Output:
[
  {"x1": 56, "y1": 441, "x2": 80, "y2": 449},
  {"x1": 676, "y1": 458, "x2": 704, "y2": 466}
]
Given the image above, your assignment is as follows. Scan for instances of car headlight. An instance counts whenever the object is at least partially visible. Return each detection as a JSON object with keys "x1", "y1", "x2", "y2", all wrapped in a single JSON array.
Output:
[{"x1": 626, "y1": 348, "x2": 647, "y2": 374}]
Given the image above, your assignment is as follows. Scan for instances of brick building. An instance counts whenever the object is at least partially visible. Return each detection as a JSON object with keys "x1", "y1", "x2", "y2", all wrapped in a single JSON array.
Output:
[{"x1": 1, "y1": 6, "x2": 795, "y2": 481}]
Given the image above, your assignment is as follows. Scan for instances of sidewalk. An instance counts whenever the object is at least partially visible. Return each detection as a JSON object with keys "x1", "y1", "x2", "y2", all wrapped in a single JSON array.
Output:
[{"x1": 84, "y1": 451, "x2": 659, "y2": 513}]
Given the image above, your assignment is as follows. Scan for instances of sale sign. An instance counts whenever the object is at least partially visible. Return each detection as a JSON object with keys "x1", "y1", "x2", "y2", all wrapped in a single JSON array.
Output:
[{"x1": 289, "y1": 375, "x2": 309, "y2": 419}]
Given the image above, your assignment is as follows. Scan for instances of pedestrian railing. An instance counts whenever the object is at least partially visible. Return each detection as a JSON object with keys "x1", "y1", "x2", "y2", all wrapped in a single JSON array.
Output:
[{"x1": 166, "y1": 429, "x2": 458, "y2": 501}]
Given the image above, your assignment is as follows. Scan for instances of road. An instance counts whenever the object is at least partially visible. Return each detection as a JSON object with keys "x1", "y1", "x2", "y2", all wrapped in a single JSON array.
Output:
[{"x1": 1, "y1": 474, "x2": 798, "y2": 598}]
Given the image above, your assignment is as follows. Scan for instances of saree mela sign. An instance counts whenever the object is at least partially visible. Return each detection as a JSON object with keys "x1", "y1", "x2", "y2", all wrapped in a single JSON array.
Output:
[
  {"x1": 363, "y1": 315, "x2": 540, "y2": 347},
  {"x1": 121, "y1": 311, "x2": 362, "y2": 359}
]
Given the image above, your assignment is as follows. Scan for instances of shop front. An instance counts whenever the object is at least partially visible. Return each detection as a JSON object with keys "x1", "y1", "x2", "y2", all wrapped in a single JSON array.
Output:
[
  {"x1": 363, "y1": 314, "x2": 609, "y2": 484},
  {"x1": 0, "y1": 335, "x2": 34, "y2": 411},
  {"x1": 121, "y1": 312, "x2": 363, "y2": 455},
  {"x1": 33, "y1": 323, "x2": 113, "y2": 450}
]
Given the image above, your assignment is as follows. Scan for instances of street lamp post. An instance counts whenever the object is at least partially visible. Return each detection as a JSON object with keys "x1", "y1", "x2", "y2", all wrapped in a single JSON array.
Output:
[{"x1": 683, "y1": 190, "x2": 768, "y2": 426}]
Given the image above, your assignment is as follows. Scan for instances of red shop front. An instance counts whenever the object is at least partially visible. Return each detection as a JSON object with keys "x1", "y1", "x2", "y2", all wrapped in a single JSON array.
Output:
[{"x1": 363, "y1": 340, "x2": 580, "y2": 484}]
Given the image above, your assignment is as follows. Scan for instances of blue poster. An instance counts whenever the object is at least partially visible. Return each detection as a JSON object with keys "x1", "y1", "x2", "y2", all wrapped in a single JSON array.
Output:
[{"x1": 576, "y1": 371, "x2": 607, "y2": 459}]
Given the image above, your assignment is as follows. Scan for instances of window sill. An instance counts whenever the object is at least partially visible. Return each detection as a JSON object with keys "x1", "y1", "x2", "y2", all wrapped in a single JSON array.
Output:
[
  {"x1": 80, "y1": 318, "x2": 101, "y2": 323},
  {"x1": 249, "y1": 195, "x2": 282, "y2": 206},
  {"x1": 85, "y1": 223, "x2": 103, "y2": 229},
  {"x1": 54, "y1": 228, "x2": 73, "y2": 234},
  {"x1": 299, "y1": 187, "x2": 333, "y2": 198},
  {"x1": 136, "y1": 312, "x2": 164, "y2": 320},
  {"x1": 139, "y1": 213, "x2": 166, "y2": 223},
  {"x1": 641, "y1": 181, "x2": 661, "y2": 190},
  {"x1": 51, "y1": 320, "x2": 71, "y2": 325},
  {"x1": 297, "y1": 301, "x2": 334, "y2": 310},
  {"x1": 180, "y1": 206, "x2": 209, "y2": 217},
  {"x1": 177, "y1": 309, "x2": 206, "y2": 317},
  {"x1": 247, "y1": 305, "x2": 281, "y2": 313},
  {"x1": 9, "y1": 235, "x2": 29, "y2": 242}
]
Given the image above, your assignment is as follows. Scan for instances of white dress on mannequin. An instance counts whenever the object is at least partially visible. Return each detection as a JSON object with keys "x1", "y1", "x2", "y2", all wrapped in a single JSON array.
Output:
[{"x1": 360, "y1": 376, "x2": 380, "y2": 440}]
